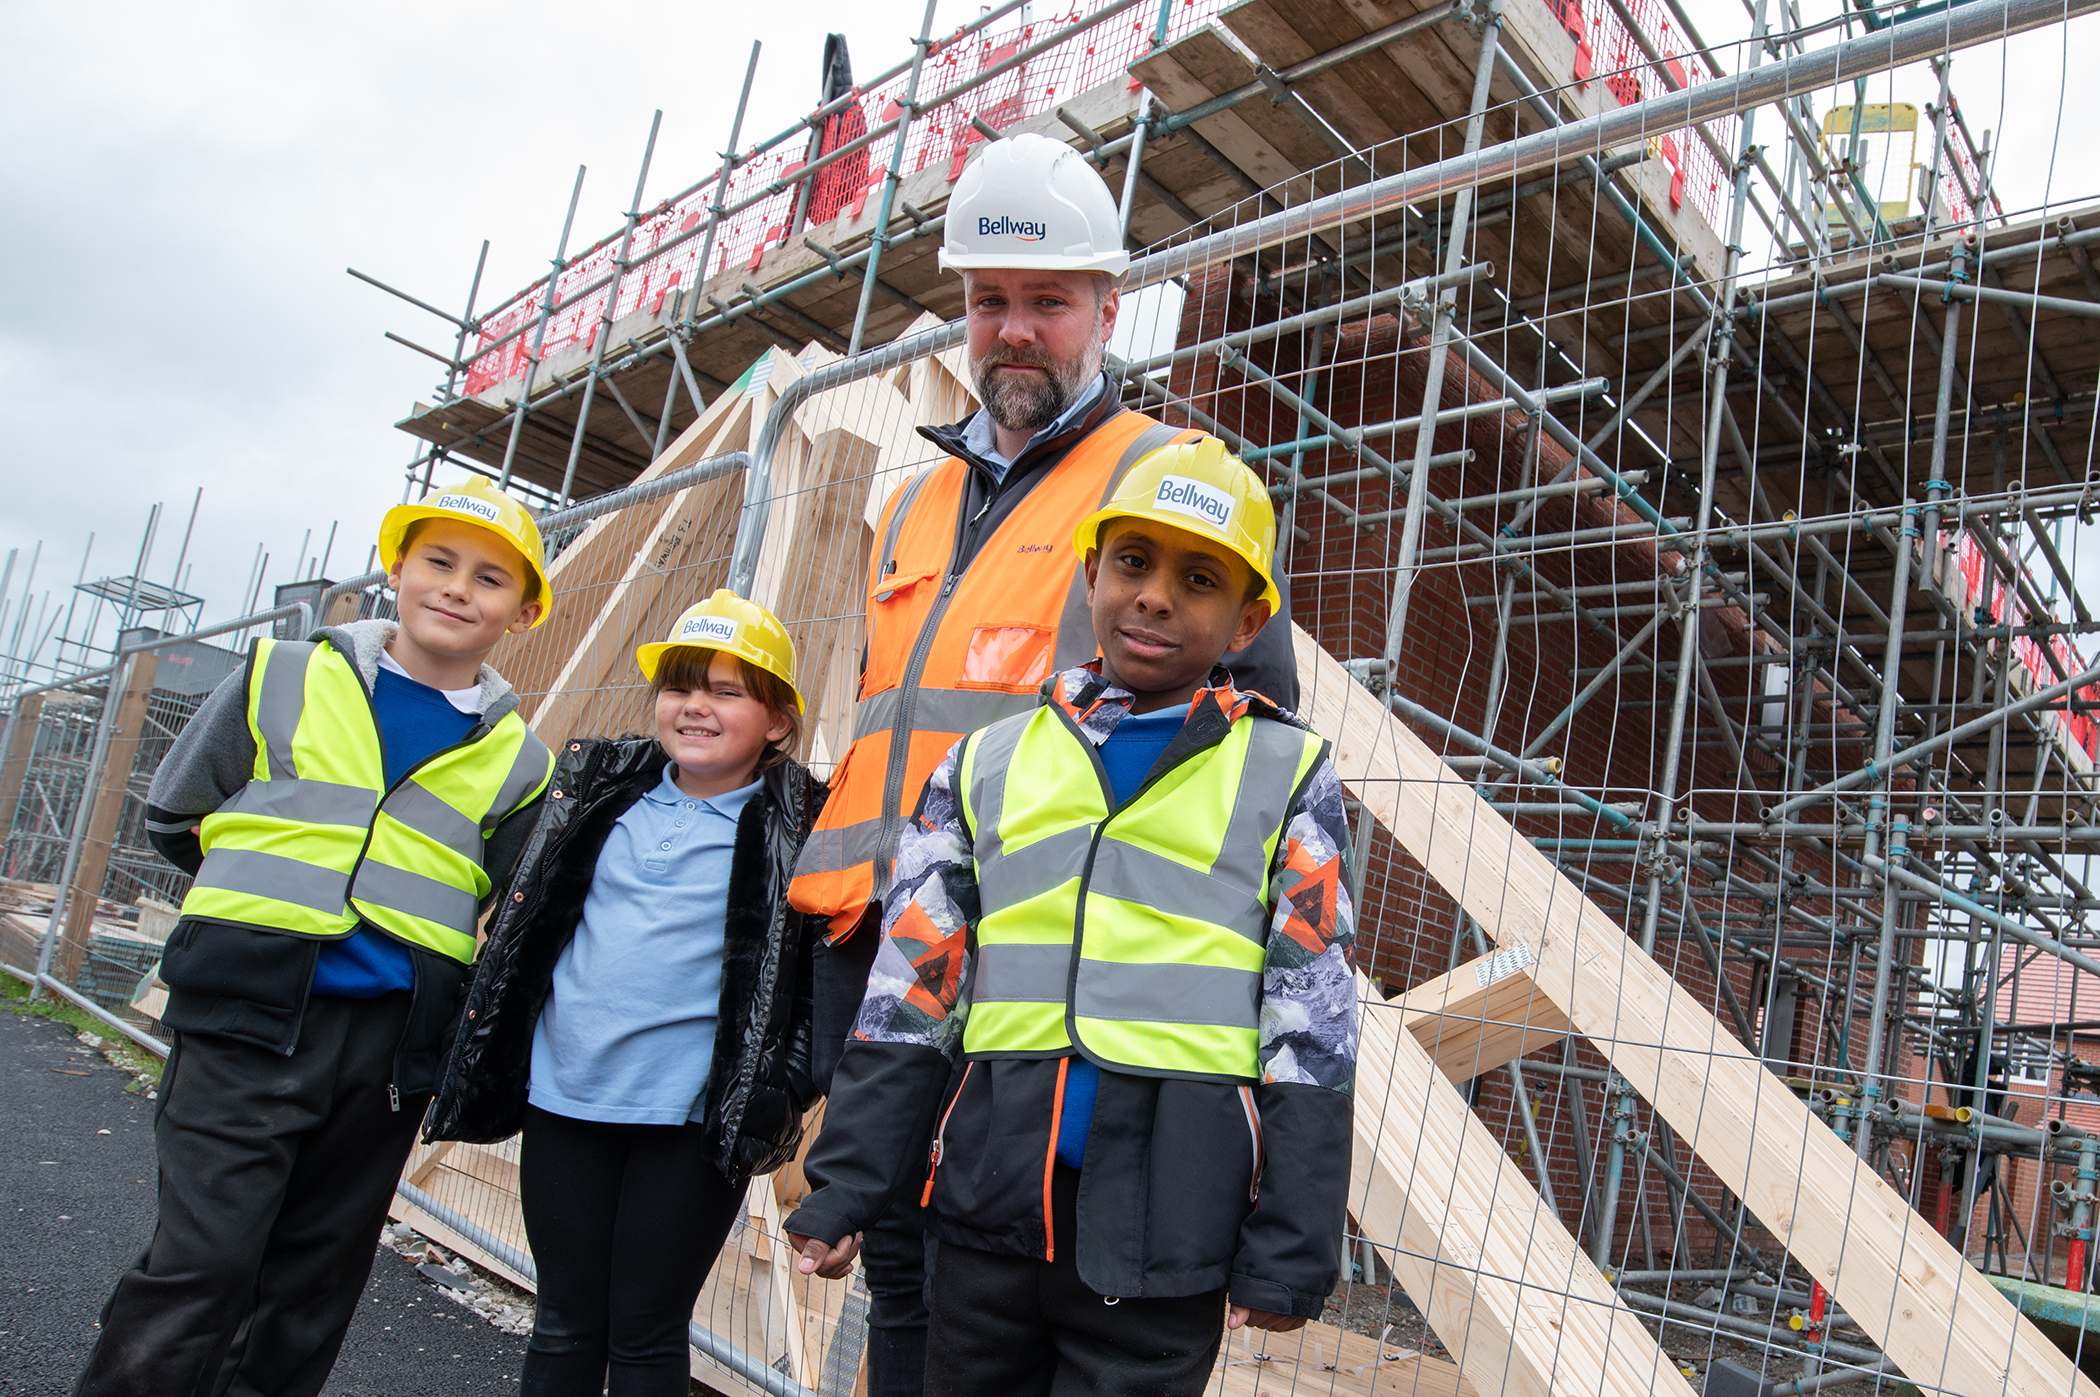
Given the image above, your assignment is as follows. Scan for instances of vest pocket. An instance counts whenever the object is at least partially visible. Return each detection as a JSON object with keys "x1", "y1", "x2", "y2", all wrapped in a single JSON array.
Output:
[
  {"x1": 870, "y1": 565, "x2": 940, "y2": 605},
  {"x1": 958, "y1": 625, "x2": 1054, "y2": 691}
]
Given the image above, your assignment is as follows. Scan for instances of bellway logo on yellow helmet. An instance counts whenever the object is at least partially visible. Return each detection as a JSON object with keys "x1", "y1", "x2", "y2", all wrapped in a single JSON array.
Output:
[
  {"x1": 635, "y1": 589, "x2": 805, "y2": 712},
  {"x1": 377, "y1": 476, "x2": 554, "y2": 628},
  {"x1": 1072, "y1": 437, "x2": 1281, "y2": 614}
]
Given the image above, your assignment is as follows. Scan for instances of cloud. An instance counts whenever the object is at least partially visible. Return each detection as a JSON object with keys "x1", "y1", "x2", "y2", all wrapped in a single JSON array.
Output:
[{"x1": 0, "y1": 0, "x2": 926, "y2": 677}]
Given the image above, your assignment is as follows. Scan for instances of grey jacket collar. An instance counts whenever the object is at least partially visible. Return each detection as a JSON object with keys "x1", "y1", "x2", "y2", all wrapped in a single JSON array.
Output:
[{"x1": 316, "y1": 618, "x2": 524, "y2": 727}]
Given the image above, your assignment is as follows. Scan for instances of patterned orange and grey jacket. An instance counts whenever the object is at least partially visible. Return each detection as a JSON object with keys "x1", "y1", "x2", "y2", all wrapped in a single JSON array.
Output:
[{"x1": 783, "y1": 664, "x2": 1358, "y2": 1318}]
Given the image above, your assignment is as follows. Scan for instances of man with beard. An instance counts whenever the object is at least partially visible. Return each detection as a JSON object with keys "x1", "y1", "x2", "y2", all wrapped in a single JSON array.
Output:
[{"x1": 786, "y1": 132, "x2": 1298, "y2": 1396}]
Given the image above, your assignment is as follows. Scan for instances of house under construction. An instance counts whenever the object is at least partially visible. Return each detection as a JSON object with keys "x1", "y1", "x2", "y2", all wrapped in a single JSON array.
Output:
[{"x1": 8, "y1": 0, "x2": 2100, "y2": 1389}]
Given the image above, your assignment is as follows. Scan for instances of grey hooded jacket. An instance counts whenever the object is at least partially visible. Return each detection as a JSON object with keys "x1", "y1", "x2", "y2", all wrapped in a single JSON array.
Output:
[{"x1": 144, "y1": 620, "x2": 545, "y2": 1092}]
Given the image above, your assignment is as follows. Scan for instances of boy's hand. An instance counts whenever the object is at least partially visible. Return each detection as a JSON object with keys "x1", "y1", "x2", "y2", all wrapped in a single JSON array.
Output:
[
  {"x1": 787, "y1": 1231, "x2": 861, "y2": 1279},
  {"x1": 1227, "y1": 1305, "x2": 1306, "y2": 1333}
]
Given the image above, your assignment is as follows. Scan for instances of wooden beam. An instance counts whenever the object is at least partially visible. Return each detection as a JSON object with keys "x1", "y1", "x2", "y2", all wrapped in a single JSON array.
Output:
[
  {"x1": 56, "y1": 653, "x2": 160, "y2": 984},
  {"x1": 523, "y1": 353, "x2": 807, "y2": 743},
  {"x1": 0, "y1": 692, "x2": 46, "y2": 847},
  {"x1": 494, "y1": 349, "x2": 776, "y2": 717},
  {"x1": 1395, "y1": 946, "x2": 1573, "y2": 1083},
  {"x1": 746, "y1": 373, "x2": 919, "y2": 744},
  {"x1": 1295, "y1": 625, "x2": 2098, "y2": 1397},
  {"x1": 745, "y1": 1175, "x2": 818, "y2": 1386},
  {"x1": 1353, "y1": 970, "x2": 1693, "y2": 1397}
]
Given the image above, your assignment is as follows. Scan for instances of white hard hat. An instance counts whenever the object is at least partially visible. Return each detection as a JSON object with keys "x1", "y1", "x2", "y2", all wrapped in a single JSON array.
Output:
[{"x1": 940, "y1": 132, "x2": 1130, "y2": 277}]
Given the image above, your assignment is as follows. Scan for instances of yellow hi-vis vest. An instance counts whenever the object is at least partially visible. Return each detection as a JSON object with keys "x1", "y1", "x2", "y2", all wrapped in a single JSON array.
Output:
[
  {"x1": 180, "y1": 638, "x2": 554, "y2": 964},
  {"x1": 956, "y1": 701, "x2": 1325, "y2": 1083}
]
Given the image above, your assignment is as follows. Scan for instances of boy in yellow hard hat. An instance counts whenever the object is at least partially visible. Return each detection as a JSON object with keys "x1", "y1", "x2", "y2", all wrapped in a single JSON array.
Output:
[
  {"x1": 787, "y1": 441, "x2": 1359, "y2": 1395},
  {"x1": 77, "y1": 476, "x2": 557, "y2": 1397}
]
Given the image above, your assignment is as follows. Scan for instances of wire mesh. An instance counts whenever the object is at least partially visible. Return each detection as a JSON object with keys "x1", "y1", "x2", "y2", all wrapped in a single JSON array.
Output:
[{"x1": 11, "y1": 0, "x2": 2100, "y2": 1390}]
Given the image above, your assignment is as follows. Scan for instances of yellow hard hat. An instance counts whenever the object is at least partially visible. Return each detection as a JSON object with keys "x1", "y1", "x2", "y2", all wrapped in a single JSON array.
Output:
[
  {"x1": 635, "y1": 589, "x2": 804, "y2": 712},
  {"x1": 1072, "y1": 437, "x2": 1280, "y2": 613},
  {"x1": 378, "y1": 477, "x2": 554, "y2": 628}
]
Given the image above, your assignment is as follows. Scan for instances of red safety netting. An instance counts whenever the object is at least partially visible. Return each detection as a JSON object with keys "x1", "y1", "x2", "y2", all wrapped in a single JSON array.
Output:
[
  {"x1": 1542, "y1": 0, "x2": 1733, "y2": 229},
  {"x1": 462, "y1": 0, "x2": 1765, "y2": 399},
  {"x1": 1931, "y1": 104, "x2": 1985, "y2": 228},
  {"x1": 1958, "y1": 532, "x2": 2099, "y2": 760},
  {"x1": 464, "y1": 0, "x2": 1222, "y2": 397}
]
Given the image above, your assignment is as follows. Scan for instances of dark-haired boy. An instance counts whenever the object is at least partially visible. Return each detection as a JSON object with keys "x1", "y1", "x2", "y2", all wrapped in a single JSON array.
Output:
[
  {"x1": 787, "y1": 440, "x2": 1358, "y2": 1395},
  {"x1": 76, "y1": 478, "x2": 556, "y2": 1397}
]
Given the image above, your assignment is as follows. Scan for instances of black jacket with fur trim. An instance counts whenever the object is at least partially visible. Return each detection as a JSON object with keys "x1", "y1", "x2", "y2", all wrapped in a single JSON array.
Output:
[{"x1": 425, "y1": 736, "x2": 826, "y2": 1182}]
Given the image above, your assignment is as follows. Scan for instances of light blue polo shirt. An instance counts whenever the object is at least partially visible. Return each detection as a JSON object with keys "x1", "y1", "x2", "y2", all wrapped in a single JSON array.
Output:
[{"x1": 528, "y1": 764, "x2": 760, "y2": 1126}]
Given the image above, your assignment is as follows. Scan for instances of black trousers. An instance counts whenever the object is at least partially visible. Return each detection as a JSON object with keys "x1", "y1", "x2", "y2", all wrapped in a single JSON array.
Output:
[
  {"x1": 517, "y1": 1105, "x2": 745, "y2": 1397},
  {"x1": 815, "y1": 921, "x2": 931, "y2": 1397},
  {"x1": 924, "y1": 1166, "x2": 1226, "y2": 1397},
  {"x1": 74, "y1": 994, "x2": 427, "y2": 1397}
]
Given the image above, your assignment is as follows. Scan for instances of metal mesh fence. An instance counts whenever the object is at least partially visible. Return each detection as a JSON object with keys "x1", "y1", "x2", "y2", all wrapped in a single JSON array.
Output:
[{"x1": 8, "y1": 0, "x2": 2100, "y2": 1387}]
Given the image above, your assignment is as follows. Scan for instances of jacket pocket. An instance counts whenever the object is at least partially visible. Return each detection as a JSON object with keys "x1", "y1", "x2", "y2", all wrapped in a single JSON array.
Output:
[
  {"x1": 1143, "y1": 1081, "x2": 1257, "y2": 1278},
  {"x1": 1239, "y1": 1084, "x2": 1263, "y2": 1203},
  {"x1": 157, "y1": 919, "x2": 319, "y2": 1054},
  {"x1": 870, "y1": 565, "x2": 940, "y2": 606},
  {"x1": 920, "y1": 1061, "x2": 974, "y2": 1206},
  {"x1": 957, "y1": 625, "x2": 1054, "y2": 692},
  {"x1": 927, "y1": 1060, "x2": 1062, "y2": 1254}
]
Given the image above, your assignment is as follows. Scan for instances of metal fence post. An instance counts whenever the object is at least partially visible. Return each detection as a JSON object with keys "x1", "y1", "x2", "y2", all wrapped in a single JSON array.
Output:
[
  {"x1": 558, "y1": 111, "x2": 664, "y2": 508},
  {"x1": 846, "y1": 0, "x2": 940, "y2": 356},
  {"x1": 30, "y1": 655, "x2": 131, "y2": 1000},
  {"x1": 727, "y1": 320, "x2": 966, "y2": 597},
  {"x1": 498, "y1": 167, "x2": 588, "y2": 492}
]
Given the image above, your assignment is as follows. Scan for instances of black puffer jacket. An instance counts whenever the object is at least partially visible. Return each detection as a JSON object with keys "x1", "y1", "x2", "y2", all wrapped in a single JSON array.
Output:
[{"x1": 425, "y1": 737, "x2": 826, "y2": 1182}]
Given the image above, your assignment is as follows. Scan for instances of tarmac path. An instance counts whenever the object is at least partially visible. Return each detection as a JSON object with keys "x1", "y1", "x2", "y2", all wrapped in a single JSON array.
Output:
[{"x1": 0, "y1": 1008, "x2": 528, "y2": 1395}]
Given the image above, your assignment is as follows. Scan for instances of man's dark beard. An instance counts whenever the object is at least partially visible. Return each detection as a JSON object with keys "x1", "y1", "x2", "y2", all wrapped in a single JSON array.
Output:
[{"x1": 972, "y1": 341, "x2": 1100, "y2": 436}]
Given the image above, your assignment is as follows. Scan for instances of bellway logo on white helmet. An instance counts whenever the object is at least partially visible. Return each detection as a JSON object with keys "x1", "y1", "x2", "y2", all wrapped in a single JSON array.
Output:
[
  {"x1": 978, "y1": 214, "x2": 1046, "y2": 242},
  {"x1": 1152, "y1": 475, "x2": 1235, "y2": 532},
  {"x1": 679, "y1": 614, "x2": 741, "y2": 646},
  {"x1": 434, "y1": 493, "x2": 502, "y2": 522}
]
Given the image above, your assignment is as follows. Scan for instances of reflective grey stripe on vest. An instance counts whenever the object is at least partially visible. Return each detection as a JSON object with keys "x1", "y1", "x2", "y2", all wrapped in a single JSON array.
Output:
[
  {"x1": 871, "y1": 467, "x2": 939, "y2": 601},
  {"x1": 974, "y1": 713, "x2": 1309, "y2": 941},
  {"x1": 381, "y1": 783, "x2": 487, "y2": 863},
  {"x1": 1052, "y1": 420, "x2": 1199, "y2": 671},
  {"x1": 1074, "y1": 959, "x2": 1260, "y2": 1028},
  {"x1": 191, "y1": 847, "x2": 350, "y2": 916},
  {"x1": 254, "y1": 642, "x2": 316, "y2": 781},
  {"x1": 1087, "y1": 720, "x2": 1310, "y2": 942},
  {"x1": 973, "y1": 941, "x2": 1073, "y2": 1004},
  {"x1": 352, "y1": 859, "x2": 480, "y2": 930},
  {"x1": 977, "y1": 828, "x2": 1094, "y2": 910},
  {"x1": 485, "y1": 729, "x2": 553, "y2": 829},
  {"x1": 796, "y1": 817, "x2": 896, "y2": 878},
  {"x1": 960, "y1": 716, "x2": 1079, "y2": 911},
  {"x1": 218, "y1": 778, "x2": 377, "y2": 830},
  {"x1": 852, "y1": 687, "x2": 1039, "y2": 745},
  {"x1": 1085, "y1": 841, "x2": 1268, "y2": 941}
]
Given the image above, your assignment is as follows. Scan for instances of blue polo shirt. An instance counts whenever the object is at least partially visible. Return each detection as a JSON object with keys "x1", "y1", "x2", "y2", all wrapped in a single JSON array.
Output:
[
  {"x1": 1055, "y1": 703, "x2": 1187, "y2": 1168},
  {"x1": 528, "y1": 765, "x2": 760, "y2": 1125}
]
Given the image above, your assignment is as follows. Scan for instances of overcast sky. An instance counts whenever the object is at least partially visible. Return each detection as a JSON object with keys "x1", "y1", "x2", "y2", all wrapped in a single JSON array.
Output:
[{"x1": 2, "y1": 1, "x2": 2093, "y2": 684}]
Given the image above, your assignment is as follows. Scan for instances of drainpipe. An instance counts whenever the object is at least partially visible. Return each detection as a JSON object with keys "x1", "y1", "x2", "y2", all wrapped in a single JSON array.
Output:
[{"x1": 2056, "y1": 1134, "x2": 2099, "y2": 1290}]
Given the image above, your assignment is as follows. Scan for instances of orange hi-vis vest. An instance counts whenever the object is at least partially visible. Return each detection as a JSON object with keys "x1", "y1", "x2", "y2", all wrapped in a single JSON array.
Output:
[{"x1": 788, "y1": 409, "x2": 1201, "y2": 933}]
